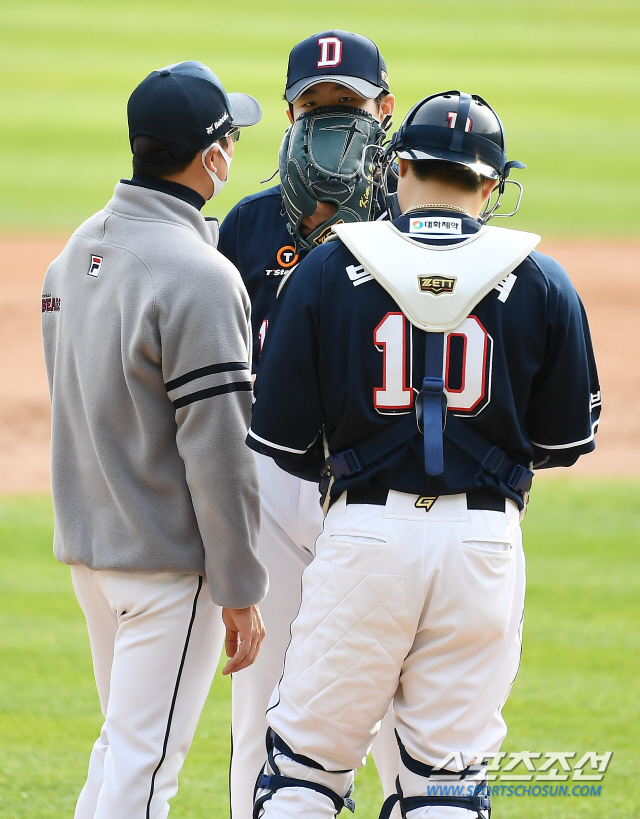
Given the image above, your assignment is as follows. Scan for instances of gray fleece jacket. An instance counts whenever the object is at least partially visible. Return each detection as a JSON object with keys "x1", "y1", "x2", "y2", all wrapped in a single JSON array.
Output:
[{"x1": 42, "y1": 181, "x2": 268, "y2": 609}]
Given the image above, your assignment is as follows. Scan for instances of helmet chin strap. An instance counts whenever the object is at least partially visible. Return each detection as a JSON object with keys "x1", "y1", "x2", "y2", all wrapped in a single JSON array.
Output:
[{"x1": 202, "y1": 143, "x2": 232, "y2": 199}]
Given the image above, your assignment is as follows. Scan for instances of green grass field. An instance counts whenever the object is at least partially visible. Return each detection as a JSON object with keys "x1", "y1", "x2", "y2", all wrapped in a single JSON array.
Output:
[
  {"x1": 1, "y1": 0, "x2": 639, "y2": 236},
  {"x1": 1, "y1": 2, "x2": 639, "y2": 816},
  {"x1": 1, "y1": 480, "x2": 638, "y2": 818}
]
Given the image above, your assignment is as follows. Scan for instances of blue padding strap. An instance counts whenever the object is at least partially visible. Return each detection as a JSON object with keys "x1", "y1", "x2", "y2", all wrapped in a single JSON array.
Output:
[
  {"x1": 402, "y1": 792, "x2": 491, "y2": 814},
  {"x1": 325, "y1": 410, "x2": 532, "y2": 504},
  {"x1": 422, "y1": 332, "x2": 446, "y2": 476},
  {"x1": 397, "y1": 731, "x2": 485, "y2": 780},
  {"x1": 377, "y1": 777, "x2": 491, "y2": 819},
  {"x1": 450, "y1": 92, "x2": 472, "y2": 153},
  {"x1": 258, "y1": 774, "x2": 355, "y2": 814},
  {"x1": 376, "y1": 742, "x2": 492, "y2": 818},
  {"x1": 378, "y1": 792, "x2": 401, "y2": 819},
  {"x1": 253, "y1": 730, "x2": 355, "y2": 819},
  {"x1": 271, "y1": 729, "x2": 352, "y2": 774}
]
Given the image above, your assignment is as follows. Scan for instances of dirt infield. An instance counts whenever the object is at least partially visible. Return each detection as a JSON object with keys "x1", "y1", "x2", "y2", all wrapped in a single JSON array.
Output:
[{"x1": 1, "y1": 235, "x2": 638, "y2": 494}]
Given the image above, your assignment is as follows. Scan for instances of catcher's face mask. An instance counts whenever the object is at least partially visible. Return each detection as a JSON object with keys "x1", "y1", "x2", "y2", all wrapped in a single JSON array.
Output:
[{"x1": 278, "y1": 106, "x2": 387, "y2": 250}]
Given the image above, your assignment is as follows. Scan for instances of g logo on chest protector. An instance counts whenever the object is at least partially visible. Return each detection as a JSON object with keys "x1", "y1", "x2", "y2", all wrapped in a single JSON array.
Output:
[{"x1": 418, "y1": 275, "x2": 456, "y2": 295}]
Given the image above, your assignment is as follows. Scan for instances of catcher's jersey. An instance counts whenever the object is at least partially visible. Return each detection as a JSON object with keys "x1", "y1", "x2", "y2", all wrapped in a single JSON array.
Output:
[
  {"x1": 218, "y1": 184, "x2": 309, "y2": 372},
  {"x1": 247, "y1": 209, "x2": 600, "y2": 503}
]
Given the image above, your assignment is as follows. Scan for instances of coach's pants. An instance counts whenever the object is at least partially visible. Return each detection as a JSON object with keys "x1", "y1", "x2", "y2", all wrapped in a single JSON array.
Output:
[
  {"x1": 71, "y1": 566, "x2": 224, "y2": 819},
  {"x1": 260, "y1": 491, "x2": 526, "y2": 819},
  {"x1": 231, "y1": 455, "x2": 400, "y2": 819}
]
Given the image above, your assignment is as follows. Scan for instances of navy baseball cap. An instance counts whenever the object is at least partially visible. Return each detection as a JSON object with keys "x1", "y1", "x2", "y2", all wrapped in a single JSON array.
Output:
[
  {"x1": 285, "y1": 30, "x2": 389, "y2": 103},
  {"x1": 128, "y1": 61, "x2": 262, "y2": 159}
]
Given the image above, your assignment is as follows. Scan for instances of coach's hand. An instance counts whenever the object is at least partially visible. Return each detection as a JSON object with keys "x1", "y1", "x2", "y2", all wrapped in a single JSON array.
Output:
[{"x1": 221, "y1": 605, "x2": 266, "y2": 674}]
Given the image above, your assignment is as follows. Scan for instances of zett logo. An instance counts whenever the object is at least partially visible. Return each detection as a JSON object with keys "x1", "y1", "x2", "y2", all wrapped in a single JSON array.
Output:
[
  {"x1": 88, "y1": 255, "x2": 103, "y2": 277},
  {"x1": 418, "y1": 275, "x2": 456, "y2": 295},
  {"x1": 317, "y1": 36, "x2": 342, "y2": 68},
  {"x1": 415, "y1": 496, "x2": 438, "y2": 511},
  {"x1": 276, "y1": 246, "x2": 299, "y2": 268}
]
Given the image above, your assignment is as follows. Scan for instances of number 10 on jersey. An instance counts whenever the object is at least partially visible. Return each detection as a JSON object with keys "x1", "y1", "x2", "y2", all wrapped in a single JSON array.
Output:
[{"x1": 373, "y1": 313, "x2": 492, "y2": 416}]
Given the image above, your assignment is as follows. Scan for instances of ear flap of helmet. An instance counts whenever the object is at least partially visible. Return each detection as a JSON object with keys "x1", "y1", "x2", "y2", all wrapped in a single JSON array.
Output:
[{"x1": 504, "y1": 159, "x2": 526, "y2": 177}]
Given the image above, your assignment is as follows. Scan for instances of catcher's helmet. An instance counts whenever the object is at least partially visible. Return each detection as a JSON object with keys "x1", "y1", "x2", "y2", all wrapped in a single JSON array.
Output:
[{"x1": 384, "y1": 91, "x2": 525, "y2": 221}]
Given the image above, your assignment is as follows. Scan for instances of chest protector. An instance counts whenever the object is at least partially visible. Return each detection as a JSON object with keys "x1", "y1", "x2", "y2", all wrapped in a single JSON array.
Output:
[
  {"x1": 332, "y1": 221, "x2": 539, "y2": 332},
  {"x1": 328, "y1": 221, "x2": 540, "y2": 498}
]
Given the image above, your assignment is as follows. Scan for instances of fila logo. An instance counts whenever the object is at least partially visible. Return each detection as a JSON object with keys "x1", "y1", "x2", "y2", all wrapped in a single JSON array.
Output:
[
  {"x1": 446, "y1": 111, "x2": 473, "y2": 132},
  {"x1": 88, "y1": 255, "x2": 103, "y2": 277},
  {"x1": 317, "y1": 36, "x2": 342, "y2": 68}
]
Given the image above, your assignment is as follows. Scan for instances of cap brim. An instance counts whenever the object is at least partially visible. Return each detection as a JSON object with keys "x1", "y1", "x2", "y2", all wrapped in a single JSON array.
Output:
[
  {"x1": 228, "y1": 93, "x2": 262, "y2": 127},
  {"x1": 285, "y1": 75, "x2": 383, "y2": 103},
  {"x1": 395, "y1": 147, "x2": 499, "y2": 180}
]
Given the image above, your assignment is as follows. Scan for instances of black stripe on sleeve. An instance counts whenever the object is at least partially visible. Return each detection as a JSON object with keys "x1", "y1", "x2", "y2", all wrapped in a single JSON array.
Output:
[
  {"x1": 165, "y1": 361, "x2": 248, "y2": 392},
  {"x1": 172, "y1": 380, "x2": 253, "y2": 409}
]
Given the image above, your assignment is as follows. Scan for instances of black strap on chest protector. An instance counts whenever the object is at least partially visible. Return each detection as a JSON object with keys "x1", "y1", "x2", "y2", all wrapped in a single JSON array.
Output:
[
  {"x1": 327, "y1": 411, "x2": 533, "y2": 504},
  {"x1": 325, "y1": 331, "x2": 532, "y2": 505},
  {"x1": 421, "y1": 332, "x2": 447, "y2": 475}
]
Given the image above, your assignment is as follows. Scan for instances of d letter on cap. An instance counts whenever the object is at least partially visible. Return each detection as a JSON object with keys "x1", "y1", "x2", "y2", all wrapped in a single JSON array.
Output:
[{"x1": 317, "y1": 37, "x2": 343, "y2": 68}]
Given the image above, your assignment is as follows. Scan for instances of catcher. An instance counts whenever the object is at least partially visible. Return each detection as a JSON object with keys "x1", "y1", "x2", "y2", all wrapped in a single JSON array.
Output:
[{"x1": 247, "y1": 90, "x2": 601, "y2": 819}]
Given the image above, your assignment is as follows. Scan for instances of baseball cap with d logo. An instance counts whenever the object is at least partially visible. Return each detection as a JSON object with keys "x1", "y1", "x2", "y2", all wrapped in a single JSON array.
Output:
[
  {"x1": 285, "y1": 30, "x2": 389, "y2": 103},
  {"x1": 128, "y1": 61, "x2": 262, "y2": 160}
]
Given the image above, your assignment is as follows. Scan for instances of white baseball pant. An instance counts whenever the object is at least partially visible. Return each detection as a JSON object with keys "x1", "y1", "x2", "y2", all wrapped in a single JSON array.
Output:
[
  {"x1": 71, "y1": 566, "x2": 224, "y2": 819},
  {"x1": 258, "y1": 490, "x2": 526, "y2": 819},
  {"x1": 230, "y1": 454, "x2": 400, "y2": 819}
]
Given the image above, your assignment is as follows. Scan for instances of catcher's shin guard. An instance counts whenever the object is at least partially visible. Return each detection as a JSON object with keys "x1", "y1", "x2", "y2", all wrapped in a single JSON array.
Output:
[
  {"x1": 377, "y1": 735, "x2": 491, "y2": 819},
  {"x1": 253, "y1": 729, "x2": 356, "y2": 819}
]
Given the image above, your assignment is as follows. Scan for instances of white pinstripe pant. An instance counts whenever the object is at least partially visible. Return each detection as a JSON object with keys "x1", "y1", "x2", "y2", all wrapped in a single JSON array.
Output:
[{"x1": 71, "y1": 566, "x2": 224, "y2": 819}]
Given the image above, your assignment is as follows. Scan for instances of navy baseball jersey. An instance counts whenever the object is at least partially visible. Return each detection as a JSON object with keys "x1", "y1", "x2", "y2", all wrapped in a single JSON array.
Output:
[
  {"x1": 218, "y1": 185, "x2": 304, "y2": 372},
  {"x1": 218, "y1": 180, "x2": 395, "y2": 372},
  {"x1": 247, "y1": 209, "x2": 600, "y2": 505}
]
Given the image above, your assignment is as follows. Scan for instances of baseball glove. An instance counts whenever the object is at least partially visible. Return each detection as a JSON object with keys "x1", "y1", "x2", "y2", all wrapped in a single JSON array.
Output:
[{"x1": 278, "y1": 105, "x2": 387, "y2": 250}]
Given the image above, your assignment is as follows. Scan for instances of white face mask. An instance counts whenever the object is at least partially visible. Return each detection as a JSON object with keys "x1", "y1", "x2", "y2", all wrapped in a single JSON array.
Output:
[{"x1": 202, "y1": 143, "x2": 233, "y2": 198}]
